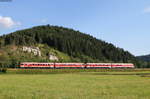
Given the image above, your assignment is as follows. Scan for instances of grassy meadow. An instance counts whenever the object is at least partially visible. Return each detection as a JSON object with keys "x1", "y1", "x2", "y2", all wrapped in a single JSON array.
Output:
[{"x1": 0, "y1": 69, "x2": 150, "y2": 99}]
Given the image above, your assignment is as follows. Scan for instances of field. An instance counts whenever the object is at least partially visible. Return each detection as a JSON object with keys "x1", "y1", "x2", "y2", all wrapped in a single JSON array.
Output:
[{"x1": 0, "y1": 69, "x2": 150, "y2": 99}]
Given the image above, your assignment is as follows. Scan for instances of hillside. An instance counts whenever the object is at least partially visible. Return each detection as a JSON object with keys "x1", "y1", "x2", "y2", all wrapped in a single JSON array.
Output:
[
  {"x1": 137, "y1": 55, "x2": 150, "y2": 62},
  {"x1": 0, "y1": 25, "x2": 145, "y2": 68},
  {"x1": 0, "y1": 44, "x2": 83, "y2": 67}
]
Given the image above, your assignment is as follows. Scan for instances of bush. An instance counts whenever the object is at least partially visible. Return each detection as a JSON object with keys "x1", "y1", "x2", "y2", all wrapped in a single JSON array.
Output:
[{"x1": 0, "y1": 68, "x2": 7, "y2": 73}]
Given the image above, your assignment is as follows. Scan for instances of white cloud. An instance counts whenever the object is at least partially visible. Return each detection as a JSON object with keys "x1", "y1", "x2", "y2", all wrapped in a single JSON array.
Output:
[
  {"x1": 144, "y1": 7, "x2": 150, "y2": 13},
  {"x1": 0, "y1": 16, "x2": 21, "y2": 29}
]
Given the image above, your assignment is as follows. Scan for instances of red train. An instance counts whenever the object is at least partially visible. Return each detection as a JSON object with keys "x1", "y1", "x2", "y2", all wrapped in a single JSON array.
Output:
[{"x1": 20, "y1": 62, "x2": 134, "y2": 68}]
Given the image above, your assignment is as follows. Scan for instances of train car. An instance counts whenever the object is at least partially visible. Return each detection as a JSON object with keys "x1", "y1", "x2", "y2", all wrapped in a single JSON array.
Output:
[
  {"x1": 55, "y1": 63, "x2": 84, "y2": 68},
  {"x1": 20, "y1": 62, "x2": 54, "y2": 68},
  {"x1": 86, "y1": 63, "x2": 112, "y2": 68},
  {"x1": 111, "y1": 63, "x2": 134, "y2": 68},
  {"x1": 20, "y1": 62, "x2": 134, "y2": 69}
]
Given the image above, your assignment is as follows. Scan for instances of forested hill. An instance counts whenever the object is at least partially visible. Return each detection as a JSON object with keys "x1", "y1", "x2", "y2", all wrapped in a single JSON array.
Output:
[
  {"x1": 0, "y1": 25, "x2": 146, "y2": 68},
  {"x1": 137, "y1": 55, "x2": 150, "y2": 62}
]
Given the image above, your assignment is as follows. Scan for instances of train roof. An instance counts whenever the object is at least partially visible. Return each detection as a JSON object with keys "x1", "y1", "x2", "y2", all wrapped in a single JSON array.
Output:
[{"x1": 21, "y1": 62, "x2": 134, "y2": 64}]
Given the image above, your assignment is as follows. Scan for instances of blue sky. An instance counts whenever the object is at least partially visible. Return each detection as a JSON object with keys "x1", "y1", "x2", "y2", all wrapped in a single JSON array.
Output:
[{"x1": 0, "y1": 0, "x2": 150, "y2": 56}]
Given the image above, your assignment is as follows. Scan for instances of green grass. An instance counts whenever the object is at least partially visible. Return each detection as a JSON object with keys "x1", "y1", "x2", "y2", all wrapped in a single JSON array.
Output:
[
  {"x1": 0, "y1": 72, "x2": 150, "y2": 99},
  {"x1": 6, "y1": 68, "x2": 150, "y2": 74}
]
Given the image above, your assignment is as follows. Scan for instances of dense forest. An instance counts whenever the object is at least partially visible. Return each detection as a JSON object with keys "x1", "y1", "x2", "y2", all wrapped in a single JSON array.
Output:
[
  {"x1": 0, "y1": 25, "x2": 149, "y2": 68},
  {"x1": 137, "y1": 55, "x2": 150, "y2": 62}
]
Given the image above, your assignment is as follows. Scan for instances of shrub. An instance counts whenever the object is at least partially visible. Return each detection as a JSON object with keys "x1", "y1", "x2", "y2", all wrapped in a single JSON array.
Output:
[{"x1": 0, "y1": 68, "x2": 7, "y2": 73}]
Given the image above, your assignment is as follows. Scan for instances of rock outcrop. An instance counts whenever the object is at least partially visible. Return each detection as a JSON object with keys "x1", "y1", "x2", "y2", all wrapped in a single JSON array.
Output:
[
  {"x1": 22, "y1": 46, "x2": 59, "y2": 61},
  {"x1": 22, "y1": 46, "x2": 41, "y2": 56},
  {"x1": 49, "y1": 53, "x2": 59, "y2": 61}
]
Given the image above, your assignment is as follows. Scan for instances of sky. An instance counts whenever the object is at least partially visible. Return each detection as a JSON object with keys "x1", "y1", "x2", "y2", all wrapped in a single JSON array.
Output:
[{"x1": 0, "y1": 0, "x2": 150, "y2": 56}]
